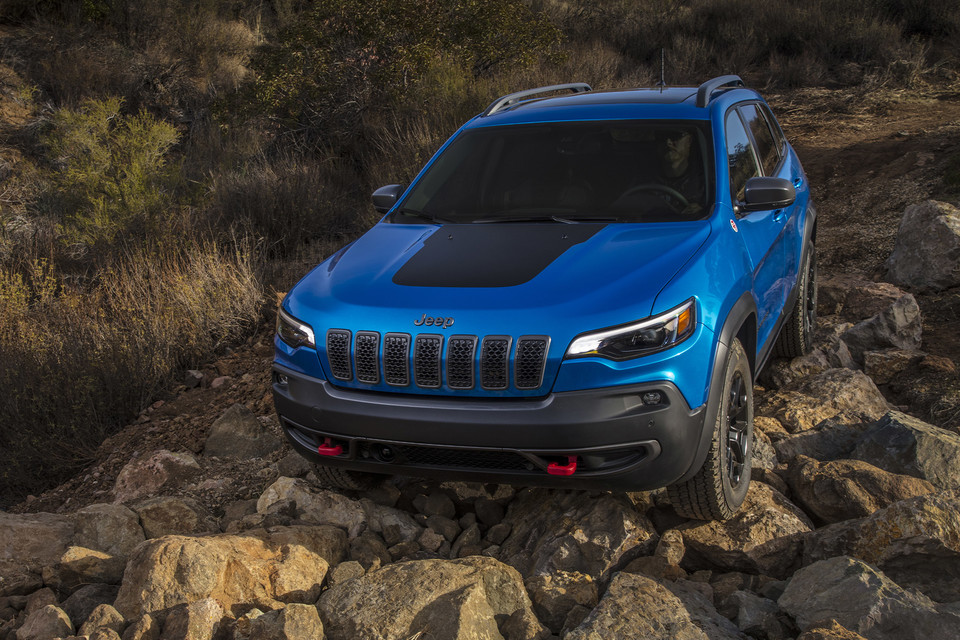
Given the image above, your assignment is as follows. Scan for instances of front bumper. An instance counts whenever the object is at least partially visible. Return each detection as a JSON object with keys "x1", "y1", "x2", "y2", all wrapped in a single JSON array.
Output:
[{"x1": 272, "y1": 363, "x2": 708, "y2": 491}]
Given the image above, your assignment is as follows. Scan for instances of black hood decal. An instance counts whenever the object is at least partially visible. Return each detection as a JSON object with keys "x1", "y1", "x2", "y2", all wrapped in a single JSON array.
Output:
[{"x1": 392, "y1": 223, "x2": 605, "y2": 288}]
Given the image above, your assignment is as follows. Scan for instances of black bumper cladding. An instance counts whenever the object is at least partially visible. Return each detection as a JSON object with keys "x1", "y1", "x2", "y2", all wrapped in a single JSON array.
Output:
[{"x1": 272, "y1": 364, "x2": 708, "y2": 491}]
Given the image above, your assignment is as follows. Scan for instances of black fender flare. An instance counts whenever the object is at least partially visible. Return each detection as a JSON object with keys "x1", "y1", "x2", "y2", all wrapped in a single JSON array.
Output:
[{"x1": 674, "y1": 290, "x2": 757, "y2": 484}]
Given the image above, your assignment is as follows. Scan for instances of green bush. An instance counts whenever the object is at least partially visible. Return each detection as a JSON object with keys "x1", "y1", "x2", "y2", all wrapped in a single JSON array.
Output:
[{"x1": 43, "y1": 97, "x2": 179, "y2": 250}]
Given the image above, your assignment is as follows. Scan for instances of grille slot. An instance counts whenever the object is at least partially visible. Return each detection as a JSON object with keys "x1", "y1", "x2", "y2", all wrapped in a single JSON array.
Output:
[
  {"x1": 326, "y1": 330, "x2": 353, "y2": 381},
  {"x1": 414, "y1": 334, "x2": 443, "y2": 388},
  {"x1": 446, "y1": 336, "x2": 477, "y2": 390},
  {"x1": 515, "y1": 336, "x2": 549, "y2": 390},
  {"x1": 480, "y1": 336, "x2": 511, "y2": 390},
  {"x1": 354, "y1": 331, "x2": 380, "y2": 384},
  {"x1": 383, "y1": 333, "x2": 411, "y2": 386}
]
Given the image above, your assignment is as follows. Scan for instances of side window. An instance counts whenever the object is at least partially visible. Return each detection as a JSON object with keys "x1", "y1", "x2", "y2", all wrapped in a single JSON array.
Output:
[
  {"x1": 760, "y1": 103, "x2": 787, "y2": 154},
  {"x1": 739, "y1": 104, "x2": 779, "y2": 176},
  {"x1": 725, "y1": 110, "x2": 761, "y2": 202}
]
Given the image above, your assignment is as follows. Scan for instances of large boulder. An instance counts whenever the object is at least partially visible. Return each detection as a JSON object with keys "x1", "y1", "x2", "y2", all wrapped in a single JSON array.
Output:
[
  {"x1": 523, "y1": 571, "x2": 597, "y2": 634},
  {"x1": 159, "y1": 598, "x2": 223, "y2": 640},
  {"x1": 318, "y1": 556, "x2": 548, "y2": 640},
  {"x1": 679, "y1": 483, "x2": 812, "y2": 579},
  {"x1": 204, "y1": 404, "x2": 282, "y2": 460},
  {"x1": 565, "y1": 572, "x2": 731, "y2": 640},
  {"x1": 14, "y1": 604, "x2": 74, "y2": 640},
  {"x1": 256, "y1": 477, "x2": 367, "y2": 538},
  {"x1": 72, "y1": 503, "x2": 145, "y2": 559},
  {"x1": 779, "y1": 556, "x2": 960, "y2": 639},
  {"x1": 52, "y1": 546, "x2": 126, "y2": 591},
  {"x1": 496, "y1": 489, "x2": 657, "y2": 582},
  {"x1": 852, "y1": 411, "x2": 960, "y2": 491},
  {"x1": 885, "y1": 200, "x2": 960, "y2": 292},
  {"x1": 60, "y1": 584, "x2": 120, "y2": 630},
  {"x1": 114, "y1": 525, "x2": 347, "y2": 621},
  {"x1": 772, "y1": 419, "x2": 867, "y2": 464},
  {"x1": 786, "y1": 455, "x2": 935, "y2": 524},
  {"x1": 134, "y1": 497, "x2": 218, "y2": 539},
  {"x1": 757, "y1": 369, "x2": 889, "y2": 433},
  {"x1": 0, "y1": 512, "x2": 74, "y2": 579},
  {"x1": 840, "y1": 293, "x2": 922, "y2": 363},
  {"x1": 247, "y1": 604, "x2": 325, "y2": 640},
  {"x1": 803, "y1": 490, "x2": 960, "y2": 602},
  {"x1": 817, "y1": 276, "x2": 909, "y2": 322},
  {"x1": 112, "y1": 450, "x2": 201, "y2": 504}
]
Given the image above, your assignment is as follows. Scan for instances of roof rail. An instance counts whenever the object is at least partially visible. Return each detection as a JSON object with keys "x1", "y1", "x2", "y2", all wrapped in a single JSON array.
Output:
[
  {"x1": 482, "y1": 83, "x2": 592, "y2": 117},
  {"x1": 695, "y1": 75, "x2": 744, "y2": 108}
]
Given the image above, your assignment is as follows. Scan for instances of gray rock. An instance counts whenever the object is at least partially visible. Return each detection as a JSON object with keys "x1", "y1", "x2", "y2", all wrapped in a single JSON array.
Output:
[
  {"x1": 485, "y1": 522, "x2": 512, "y2": 546},
  {"x1": 23, "y1": 588, "x2": 57, "y2": 615},
  {"x1": 679, "y1": 483, "x2": 812, "y2": 579},
  {"x1": 497, "y1": 489, "x2": 657, "y2": 582},
  {"x1": 412, "y1": 491, "x2": 456, "y2": 520},
  {"x1": 564, "y1": 572, "x2": 710, "y2": 639},
  {"x1": 73, "y1": 503, "x2": 144, "y2": 560},
  {"x1": 349, "y1": 532, "x2": 391, "y2": 571},
  {"x1": 318, "y1": 556, "x2": 547, "y2": 640},
  {"x1": 723, "y1": 590, "x2": 788, "y2": 640},
  {"x1": 803, "y1": 490, "x2": 960, "y2": 602},
  {"x1": 425, "y1": 515, "x2": 461, "y2": 542},
  {"x1": 219, "y1": 499, "x2": 258, "y2": 532},
  {"x1": 61, "y1": 584, "x2": 119, "y2": 630},
  {"x1": 863, "y1": 348, "x2": 926, "y2": 385},
  {"x1": 852, "y1": 411, "x2": 960, "y2": 491},
  {"x1": 111, "y1": 450, "x2": 201, "y2": 504},
  {"x1": 134, "y1": 497, "x2": 217, "y2": 539},
  {"x1": 247, "y1": 604, "x2": 325, "y2": 640},
  {"x1": 786, "y1": 455, "x2": 935, "y2": 524},
  {"x1": 841, "y1": 293, "x2": 922, "y2": 363},
  {"x1": 204, "y1": 403, "x2": 282, "y2": 459},
  {"x1": 276, "y1": 453, "x2": 313, "y2": 478},
  {"x1": 53, "y1": 546, "x2": 125, "y2": 591},
  {"x1": 417, "y1": 528, "x2": 444, "y2": 553},
  {"x1": 817, "y1": 276, "x2": 908, "y2": 322},
  {"x1": 752, "y1": 430, "x2": 779, "y2": 470},
  {"x1": 474, "y1": 498, "x2": 505, "y2": 527},
  {"x1": 773, "y1": 418, "x2": 867, "y2": 463},
  {"x1": 257, "y1": 477, "x2": 367, "y2": 537},
  {"x1": 450, "y1": 524, "x2": 481, "y2": 559},
  {"x1": 885, "y1": 200, "x2": 960, "y2": 292},
  {"x1": 15, "y1": 605, "x2": 74, "y2": 640},
  {"x1": 779, "y1": 556, "x2": 960, "y2": 639},
  {"x1": 78, "y1": 604, "x2": 125, "y2": 636},
  {"x1": 757, "y1": 369, "x2": 889, "y2": 433},
  {"x1": 0, "y1": 512, "x2": 75, "y2": 578},
  {"x1": 183, "y1": 370, "x2": 205, "y2": 389},
  {"x1": 360, "y1": 500, "x2": 422, "y2": 544},
  {"x1": 326, "y1": 561, "x2": 365, "y2": 588}
]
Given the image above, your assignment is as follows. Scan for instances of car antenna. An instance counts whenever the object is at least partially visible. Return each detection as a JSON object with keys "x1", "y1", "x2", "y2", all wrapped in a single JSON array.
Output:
[{"x1": 656, "y1": 48, "x2": 666, "y2": 91}]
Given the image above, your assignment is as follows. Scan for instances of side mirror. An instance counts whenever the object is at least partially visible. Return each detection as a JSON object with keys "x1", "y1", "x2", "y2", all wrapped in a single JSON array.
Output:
[
  {"x1": 739, "y1": 177, "x2": 796, "y2": 213},
  {"x1": 372, "y1": 184, "x2": 405, "y2": 213}
]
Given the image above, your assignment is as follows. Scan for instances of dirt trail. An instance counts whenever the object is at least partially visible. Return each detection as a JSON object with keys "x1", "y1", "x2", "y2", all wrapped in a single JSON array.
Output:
[{"x1": 10, "y1": 85, "x2": 960, "y2": 515}]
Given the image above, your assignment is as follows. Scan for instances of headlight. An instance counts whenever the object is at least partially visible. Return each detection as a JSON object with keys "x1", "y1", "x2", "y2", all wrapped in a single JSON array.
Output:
[
  {"x1": 276, "y1": 307, "x2": 316, "y2": 350},
  {"x1": 565, "y1": 299, "x2": 696, "y2": 361}
]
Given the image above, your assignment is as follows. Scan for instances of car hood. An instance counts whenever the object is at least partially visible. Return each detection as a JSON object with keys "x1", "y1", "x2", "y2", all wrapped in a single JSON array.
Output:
[{"x1": 287, "y1": 220, "x2": 711, "y2": 339}]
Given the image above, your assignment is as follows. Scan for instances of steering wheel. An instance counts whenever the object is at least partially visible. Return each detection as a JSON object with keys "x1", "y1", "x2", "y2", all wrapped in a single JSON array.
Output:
[{"x1": 617, "y1": 183, "x2": 690, "y2": 212}]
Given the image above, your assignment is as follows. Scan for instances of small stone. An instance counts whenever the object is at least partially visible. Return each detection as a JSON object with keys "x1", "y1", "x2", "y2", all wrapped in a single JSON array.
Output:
[
  {"x1": 120, "y1": 614, "x2": 159, "y2": 640},
  {"x1": 111, "y1": 450, "x2": 201, "y2": 504},
  {"x1": 327, "y1": 561, "x2": 365, "y2": 588},
  {"x1": 425, "y1": 515, "x2": 460, "y2": 542},
  {"x1": 450, "y1": 524, "x2": 480, "y2": 559},
  {"x1": 204, "y1": 403, "x2": 282, "y2": 459},
  {"x1": 61, "y1": 585, "x2": 120, "y2": 630},
  {"x1": 210, "y1": 375, "x2": 232, "y2": 389},
  {"x1": 159, "y1": 598, "x2": 222, "y2": 640},
  {"x1": 388, "y1": 541, "x2": 420, "y2": 561},
  {"x1": 412, "y1": 491, "x2": 456, "y2": 520},
  {"x1": 458, "y1": 512, "x2": 477, "y2": 529},
  {"x1": 474, "y1": 498, "x2": 504, "y2": 527},
  {"x1": 417, "y1": 528, "x2": 444, "y2": 553},
  {"x1": 184, "y1": 370, "x2": 205, "y2": 389},
  {"x1": 382, "y1": 524, "x2": 404, "y2": 547},
  {"x1": 364, "y1": 484, "x2": 401, "y2": 508},
  {"x1": 78, "y1": 604, "x2": 124, "y2": 636},
  {"x1": 276, "y1": 453, "x2": 313, "y2": 478},
  {"x1": 484, "y1": 522, "x2": 512, "y2": 545},
  {"x1": 349, "y1": 532, "x2": 391, "y2": 571},
  {"x1": 24, "y1": 588, "x2": 57, "y2": 615},
  {"x1": 524, "y1": 571, "x2": 598, "y2": 634}
]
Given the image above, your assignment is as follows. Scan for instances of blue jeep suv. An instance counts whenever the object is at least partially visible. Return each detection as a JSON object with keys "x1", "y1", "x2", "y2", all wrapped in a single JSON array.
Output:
[{"x1": 272, "y1": 75, "x2": 816, "y2": 520}]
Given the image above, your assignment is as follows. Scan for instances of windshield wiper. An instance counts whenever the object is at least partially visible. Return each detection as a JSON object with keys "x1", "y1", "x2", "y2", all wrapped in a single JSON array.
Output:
[{"x1": 393, "y1": 208, "x2": 452, "y2": 224}]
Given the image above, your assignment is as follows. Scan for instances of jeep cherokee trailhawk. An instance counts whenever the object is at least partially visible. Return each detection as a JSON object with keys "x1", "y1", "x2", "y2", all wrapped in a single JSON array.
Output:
[{"x1": 272, "y1": 75, "x2": 816, "y2": 520}]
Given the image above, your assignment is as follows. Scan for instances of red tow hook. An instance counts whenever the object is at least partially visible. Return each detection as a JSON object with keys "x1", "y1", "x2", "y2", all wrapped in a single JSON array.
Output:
[
  {"x1": 317, "y1": 437, "x2": 343, "y2": 457},
  {"x1": 547, "y1": 456, "x2": 578, "y2": 476}
]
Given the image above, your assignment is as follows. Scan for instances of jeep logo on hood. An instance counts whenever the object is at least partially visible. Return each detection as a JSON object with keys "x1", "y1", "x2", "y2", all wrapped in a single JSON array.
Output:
[{"x1": 414, "y1": 314, "x2": 455, "y2": 329}]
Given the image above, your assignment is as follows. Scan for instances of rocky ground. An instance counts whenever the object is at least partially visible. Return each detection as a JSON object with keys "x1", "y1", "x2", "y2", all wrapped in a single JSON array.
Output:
[{"x1": 2, "y1": 87, "x2": 960, "y2": 640}]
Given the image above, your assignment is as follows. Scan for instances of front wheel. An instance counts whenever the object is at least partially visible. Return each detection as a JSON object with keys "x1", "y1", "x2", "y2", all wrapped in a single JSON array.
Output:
[{"x1": 668, "y1": 338, "x2": 754, "y2": 520}]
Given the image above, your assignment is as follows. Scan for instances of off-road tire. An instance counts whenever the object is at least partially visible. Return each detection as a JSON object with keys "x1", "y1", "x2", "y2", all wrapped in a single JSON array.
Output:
[
  {"x1": 314, "y1": 464, "x2": 380, "y2": 491},
  {"x1": 668, "y1": 338, "x2": 754, "y2": 520},
  {"x1": 775, "y1": 243, "x2": 817, "y2": 358}
]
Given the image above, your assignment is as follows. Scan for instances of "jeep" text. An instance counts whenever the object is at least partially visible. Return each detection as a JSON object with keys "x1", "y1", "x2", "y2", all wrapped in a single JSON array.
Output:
[{"x1": 414, "y1": 314, "x2": 455, "y2": 328}]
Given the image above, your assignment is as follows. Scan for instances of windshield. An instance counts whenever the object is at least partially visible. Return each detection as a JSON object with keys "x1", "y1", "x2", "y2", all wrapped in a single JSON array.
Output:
[{"x1": 396, "y1": 120, "x2": 714, "y2": 224}]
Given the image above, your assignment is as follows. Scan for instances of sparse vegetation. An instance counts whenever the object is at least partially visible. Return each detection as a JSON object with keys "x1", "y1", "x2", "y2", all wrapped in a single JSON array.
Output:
[{"x1": 0, "y1": 0, "x2": 958, "y2": 503}]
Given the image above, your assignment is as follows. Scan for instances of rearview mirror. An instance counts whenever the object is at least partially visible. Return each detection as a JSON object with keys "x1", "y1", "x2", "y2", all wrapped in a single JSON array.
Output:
[
  {"x1": 739, "y1": 177, "x2": 796, "y2": 213},
  {"x1": 372, "y1": 184, "x2": 406, "y2": 213}
]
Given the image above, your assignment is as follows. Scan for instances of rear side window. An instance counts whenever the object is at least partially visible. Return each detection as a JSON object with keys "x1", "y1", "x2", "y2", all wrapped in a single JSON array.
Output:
[
  {"x1": 760, "y1": 103, "x2": 787, "y2": 154},
  {"x1": 725, "y1": 110, "x2": 760, "y2": 202},
  {"x1": 739, "y1": 104, "x2": 779, "y2": 176}
]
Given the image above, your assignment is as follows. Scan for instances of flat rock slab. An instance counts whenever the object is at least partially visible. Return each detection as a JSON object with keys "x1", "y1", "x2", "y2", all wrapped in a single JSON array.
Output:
[
  {"x1": 679, "y1": 483, "x2": 812, "y2": 579},
  {"x1": 852, "y1": 410, "x2": 960, "y2": 491},
  {"x1": 779, "y1": 556, "x2": 960, "y2": 640},
  {"x1": 803, "y1": 489, "x2": 960, "y2": 602},
  {"x1": 496, "y1": 488, "x2": 657, "y2": 582},
  {"x1": 318, "y1": 556, "x2": 547, "y2": 640}
]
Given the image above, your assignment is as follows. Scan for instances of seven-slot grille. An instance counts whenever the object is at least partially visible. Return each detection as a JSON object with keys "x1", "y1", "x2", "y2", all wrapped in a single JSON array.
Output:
[{"x1": 324, "y1": 330, "x2": 549, "y2": 391}]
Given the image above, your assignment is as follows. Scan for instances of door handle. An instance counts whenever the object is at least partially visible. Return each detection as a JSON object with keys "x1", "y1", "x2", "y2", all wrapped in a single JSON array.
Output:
[
  {"x1": 773, "y1": 209, "x2": 786, "y2": 222},
  {"x1": 793, "y1": 177, "x2": 803, "y2": 189}
]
